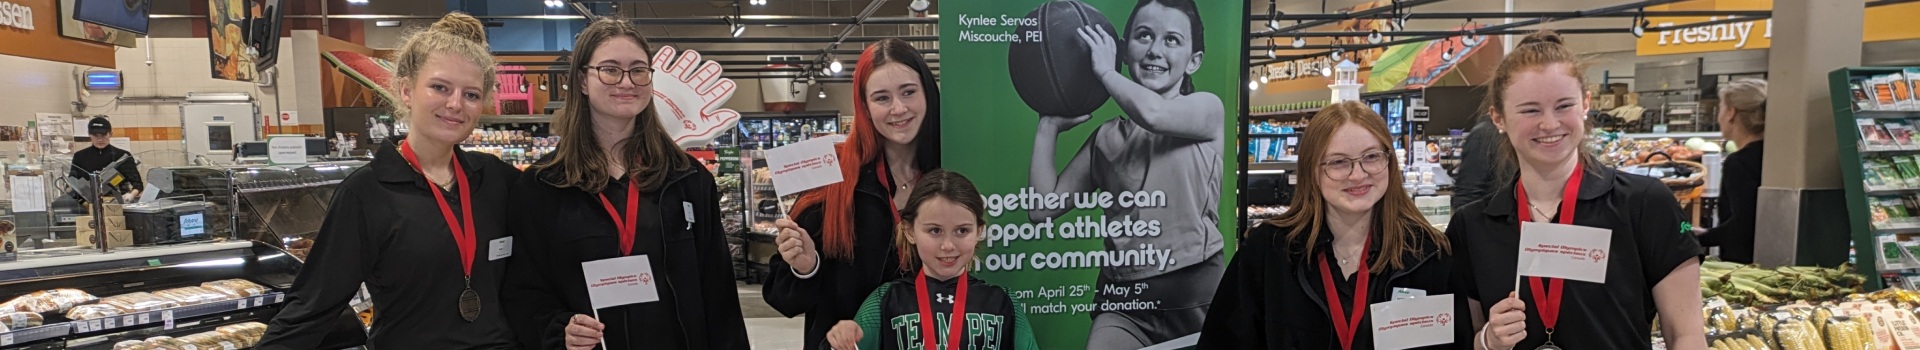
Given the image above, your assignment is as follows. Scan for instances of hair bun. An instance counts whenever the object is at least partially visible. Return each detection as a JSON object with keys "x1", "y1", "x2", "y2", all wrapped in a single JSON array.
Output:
[
  {"x1": 431, "y1": 12, "x2": 488, "y2": 45},
  {"x1": 1520, "y1": 30, "x2": 1565, "y2": 46}
]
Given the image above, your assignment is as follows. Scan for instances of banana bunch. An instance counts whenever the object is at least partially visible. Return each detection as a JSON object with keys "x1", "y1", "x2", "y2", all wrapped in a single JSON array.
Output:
[{"x1": 1701, "y1": 260, "x2": 1868, "y2": 306}]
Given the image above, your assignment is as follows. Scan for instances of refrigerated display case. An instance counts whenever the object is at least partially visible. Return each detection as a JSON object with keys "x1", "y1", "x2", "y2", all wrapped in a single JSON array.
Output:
[
  {"x1": 0, "y1": 241, "x2": 364, "y2": 349},
  {"x1": 736, "y1": 113, "x2": 840, "y2": 151},
  {"x1": 144, "y1": 162, "x2": 367, "y2": 258}
]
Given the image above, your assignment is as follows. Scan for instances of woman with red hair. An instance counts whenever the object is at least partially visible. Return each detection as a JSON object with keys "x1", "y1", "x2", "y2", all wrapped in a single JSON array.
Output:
[{"x1": 764, "y1": 37, "x2": 943, "y2": 350}]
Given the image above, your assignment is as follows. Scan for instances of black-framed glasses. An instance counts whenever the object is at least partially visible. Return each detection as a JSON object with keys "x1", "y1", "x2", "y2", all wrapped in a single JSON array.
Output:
[
  {"x1": 585, "y1": 65, "x2": 656, "y2": 86},
  {"x1": 1320, "y1": 151, "x2": 1390, "y2": 180}
]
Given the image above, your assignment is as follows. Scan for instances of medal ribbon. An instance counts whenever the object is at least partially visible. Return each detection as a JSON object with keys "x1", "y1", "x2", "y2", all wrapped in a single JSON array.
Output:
[
  {"x1": 595, "y1": 178, "x2": 641, "y2": 256},
  {"x1": 915, "y1": 271, "x2": 969, "y2": 350},
  {"x1": 1515, "y1": 161, "x2": 1584, "y2": 335},
  {"x1": 399, "y1": 141, "x2": 477, "y2": 279},
  {"x1": 1318, "y1": 238, "x2": 1371, "y2": 350}
]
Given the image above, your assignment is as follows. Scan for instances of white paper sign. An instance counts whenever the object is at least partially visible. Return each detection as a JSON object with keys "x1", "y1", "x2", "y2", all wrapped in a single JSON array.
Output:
[
  {"x1": 9, "y1": 175, "x2": 46, "y2": 212},
  {"x1": 1515, "y1": 222, "x2": 1613, "y2": 284},
  {"x1": 763, "y1": 136, "x2": 845, "y2": 197},
  {"x1": 36, "y1": 113, "x2": 68, "y2": 136},
  {"x1": 580, "y1": 254, "x2": 660, "y2": 309},
  {"x1": 267, "y1": 136, "x2": 307, "y2": 165},
  {"x1": 1369, "y1": 294, "x2": 1457, "y2": 349}
]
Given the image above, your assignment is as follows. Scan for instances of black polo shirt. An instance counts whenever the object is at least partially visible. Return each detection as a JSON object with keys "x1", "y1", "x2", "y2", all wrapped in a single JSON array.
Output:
[
  {"x1": 258, "y1": 140, "x2": 520, "y2": 350},
  {"x1": 1446, "y1": 166, "x2": 1701, "y2": 349}
]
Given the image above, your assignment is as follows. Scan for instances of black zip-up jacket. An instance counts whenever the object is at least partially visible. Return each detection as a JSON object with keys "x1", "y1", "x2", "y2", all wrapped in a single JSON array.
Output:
[
  {"x1": 503, "y1": 155, "x2": 749, "y2": 349},
  {"x1": 1199, "y1": 222, "x2": 1471, "y2": 350},
  {"x1": 764, "y1": 162, "x2": 908, "y2": 350},
  {"x1": 70, "y1": 144, "x2": 143, "y2": 191},
  {"x1": 259, "y1": 140, "x2": 519, "y2": 350}
]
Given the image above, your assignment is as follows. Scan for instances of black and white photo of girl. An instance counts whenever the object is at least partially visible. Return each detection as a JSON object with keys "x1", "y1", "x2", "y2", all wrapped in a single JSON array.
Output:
[{"x1": 1027, "y1": 0, "x2": 1224, "y2": 347}]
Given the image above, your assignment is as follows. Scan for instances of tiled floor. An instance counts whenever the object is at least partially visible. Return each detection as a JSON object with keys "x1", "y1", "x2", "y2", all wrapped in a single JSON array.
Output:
[{"x1": 738, "y1": 283, "x2": 807, "y2": 350}]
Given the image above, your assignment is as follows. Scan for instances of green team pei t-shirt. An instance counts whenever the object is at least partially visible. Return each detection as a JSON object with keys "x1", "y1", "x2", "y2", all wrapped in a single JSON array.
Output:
[{"x1": 854, "y1": 275, "x2": 1039, "y2": 350}]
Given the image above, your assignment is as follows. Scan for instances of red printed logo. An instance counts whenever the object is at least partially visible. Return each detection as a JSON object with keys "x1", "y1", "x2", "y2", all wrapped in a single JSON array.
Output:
[
  {"x1": 1589, "y1": 249, "x2": 1608, "y2": 263},
  {"x1": 639, "y1": 273, "x2": 654, "y2": 285},
  {"x1": 1438, "y1": 313, "x2": 1453, "y2": 326},
  {"x1": 823, "y1": 153, "x2": 837, "y2": 168}
]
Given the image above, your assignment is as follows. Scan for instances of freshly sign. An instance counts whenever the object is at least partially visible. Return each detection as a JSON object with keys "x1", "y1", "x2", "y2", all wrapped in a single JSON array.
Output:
[
  {"x1": 1654, "y1": 16, "x2": 1767, "y2": 49},
  {"x1": 0, "y1": 1, "x2": 33, "y2": 31}
]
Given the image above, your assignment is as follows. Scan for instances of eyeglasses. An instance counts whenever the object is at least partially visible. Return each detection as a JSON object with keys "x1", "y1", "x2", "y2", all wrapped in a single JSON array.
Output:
[
  {"x1": 1320, "y1": 151, "x2": 1390, "y2": 180},
  {"x1": 584, "y1": 65, "x2": 656, "y2": 86}
]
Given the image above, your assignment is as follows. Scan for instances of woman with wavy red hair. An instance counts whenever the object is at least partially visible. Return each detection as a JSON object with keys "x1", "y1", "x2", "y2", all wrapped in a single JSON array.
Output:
[{"x1": 764, "y1": 37, "x2": 943, "y2": 350}]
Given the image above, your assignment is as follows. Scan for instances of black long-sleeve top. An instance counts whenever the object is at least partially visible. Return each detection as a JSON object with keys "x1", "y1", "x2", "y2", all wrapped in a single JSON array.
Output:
[
  {"x1": 1199, "y1": 223, "x2": 1469, "y2": 349},
  {"x1": 763, "y1": 163, "x2": 908, "y2": 350},
  {"x1": 503, "y1": 155, "x2": 749, "y2": 350},
  {"x1": 1452, "y1": 119, "x2": 1500, "y2": 209},
  {"x1": 1700, "y1": 141, "x2": 1763, "y2": 263},
  {"x1": 258, "y1": 140, "x2": 520, "y2": 350},
  {"x1": 70, "y1": 145, "x2": 143, "y2": 191}
]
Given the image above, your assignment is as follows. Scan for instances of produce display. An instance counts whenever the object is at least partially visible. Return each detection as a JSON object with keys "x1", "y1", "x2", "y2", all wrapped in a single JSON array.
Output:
[
  {"x1": 1682, "y1": 289, "x2": 1920, "y2": 350},
  {"x1": 1701, "y1": 260, "x2": 1868, "y2": 306}
]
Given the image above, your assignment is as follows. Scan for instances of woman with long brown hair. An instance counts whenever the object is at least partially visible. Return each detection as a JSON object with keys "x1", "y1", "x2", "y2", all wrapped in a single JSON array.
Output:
[
  {"x1": 502, "y1": 17, "x2": 748, "y2": 350},
  {"x1": 259, "y1": 12, "x2": 519, "y2": 350},
  {"x1": 763, "y1": 37, "x2": 942, "y2": 350},
  {"x1": 1450, "y1": 31, "x2": 1705, "y2": 350},
  {"x1": 1198, "y1": 101, "x2": 1464, "y2": 349}
]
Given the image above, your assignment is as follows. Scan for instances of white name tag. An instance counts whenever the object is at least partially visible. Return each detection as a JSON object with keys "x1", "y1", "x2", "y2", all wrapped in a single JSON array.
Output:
[
  {"x1": 489, "y1": 236, "x2": 514, "y2": 261},
  {"x1": 1370, "y1": 294, "x2": 1457, "y2": 349},
  {"x1": 1392, "y1": 287, "x2": 1428, "y2": 301}
]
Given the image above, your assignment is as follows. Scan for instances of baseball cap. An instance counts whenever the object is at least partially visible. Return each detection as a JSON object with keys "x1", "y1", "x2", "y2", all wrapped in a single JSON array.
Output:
[{"x1": 87, "y1": 117, "x2": 111, "y2": 135}]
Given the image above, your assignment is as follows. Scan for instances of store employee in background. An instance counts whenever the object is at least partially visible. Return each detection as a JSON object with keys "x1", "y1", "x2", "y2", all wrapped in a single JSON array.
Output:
[
  {"x1": 259, "y1": 13, "x2": 520, "y2": 350},
  {"x1": 1694, "y1": 79, "x2": 1769, "y2": 264},
  {"x1": 502, "y1": 18, "x2": 748, "y2": 350},
  {"x1": 70, "y1": 117, "x2": 143, "y2": 200}
]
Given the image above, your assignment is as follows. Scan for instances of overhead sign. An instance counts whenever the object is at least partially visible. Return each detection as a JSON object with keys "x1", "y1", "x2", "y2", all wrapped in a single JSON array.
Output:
[
  {"x1": 1637, "y1": 0, "x2": 1920, "y2": 56},
  {"x1": 0, "y1": 1, "x2": 34, "y2": 31}
]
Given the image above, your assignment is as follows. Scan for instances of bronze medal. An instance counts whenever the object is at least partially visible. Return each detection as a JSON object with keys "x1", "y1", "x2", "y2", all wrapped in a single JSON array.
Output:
[
  {"x1": 1536, "y1": 343, "x2": 1562, "y2": 350},
  {"x1": 458, "y1": 288, "x2": 481, "y2": 322}
]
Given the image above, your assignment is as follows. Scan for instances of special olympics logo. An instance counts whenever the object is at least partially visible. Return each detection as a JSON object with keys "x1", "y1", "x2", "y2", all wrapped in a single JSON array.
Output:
[
  {"x1": 640, "y1": 273, "x2": 654, "y2": 285},
  {"x1": 1438, "y1": 313, "x2": 1453, "y2": 326},
  {"x1": 1589, "y1": 249, "x2": 1608, "y2": 263},
  {"x1": 822, "y1": 153, "x2": 837, "y2": 168}
]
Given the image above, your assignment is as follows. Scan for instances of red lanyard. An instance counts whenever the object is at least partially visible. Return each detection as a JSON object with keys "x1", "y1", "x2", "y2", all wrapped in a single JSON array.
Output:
[
  {"x1": 915, "y1": 271, "x2": 969, "y2": 350},
  {"x1": 1317, "y1": 238, "x2": 1371, "y2": 350},
  {"x1": 399, "y1": 141, "x2": 477, "y2": 279},
  {"x1": 595, "y1": 178, "x2": 641, "y2": 256},
  {"x1": 1515, "y1": 161, "x2": 1585, "y2": 333}
]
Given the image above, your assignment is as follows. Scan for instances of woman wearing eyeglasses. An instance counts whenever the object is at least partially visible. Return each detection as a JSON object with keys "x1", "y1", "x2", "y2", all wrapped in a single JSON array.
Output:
[
  {"x1": 1198, "y1": 101, "x2": 1467, "y2": 350},
  {"x1": 502, "y1": 18, "x2": 749, "y2": 350}
]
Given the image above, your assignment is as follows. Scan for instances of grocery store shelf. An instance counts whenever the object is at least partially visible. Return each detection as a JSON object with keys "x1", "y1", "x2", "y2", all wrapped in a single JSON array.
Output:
[
  {"x1": 1249, "y1": 108, "x2": 1320, "y2": 118},
  {"x1": 1857, "y1": 110, "x2": 1920, "y2": 119},
  {"x1": 1620, "y1": 132, "x2": 1721, "y2": 139},
  {"x1": 1860, "y1": 147, "x2": 1920, "y2": 155},
  {"x1": 0, "y1": 324, "x2": 70, "y2": 347},
  {"x1": 1247, "y1": 162, "x2": 1297, "y2": 174},
  {"x1": 69, "y1": 293, "x2": 288, "y2": 336},
  {"x1": 479, "y1": 114, "x2": 554, "y2": 124},
  {"x1": 1248, "y1": 133, "x2": 1299, "y2": 137},
  {"x1": 1867, "y1": 187, "x2": 1920, "y2": 196},
  {"x1": 1874, "y1": 224, "x2": 1920, "y2": 236}
]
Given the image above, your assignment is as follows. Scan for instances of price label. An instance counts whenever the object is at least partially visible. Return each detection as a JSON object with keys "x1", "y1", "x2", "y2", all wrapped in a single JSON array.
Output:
[
  {"x1": 253, "y1": 297, "x2": 264, "y2": 307},
  {"x1": 76, "y1": 321, "x2": 90, "y2": 332},
  {"x1": 92, "y1": 319, "x2": 103, "y2": 330},
  {"x1": 162, "y1": 310, "x2": 174, "y2": 330},
  {"x1": 237, "y1": 300, "x2": 248, "y2": 309},
  {"x1": 2, "y1": 333, "x2": 14, "y2": 345},
  {"x1": 138, "y1": 313, "x2": 150, "y2": 324},
  {"x1": 102, "y1": 318, "x2": 115, "y2": 329},
  {"x1": 221, "y1": 341, "x2": 236, "y2": 350},
  {"x1": 122, "y1": 316, "x2": 135, "y2": 326}
]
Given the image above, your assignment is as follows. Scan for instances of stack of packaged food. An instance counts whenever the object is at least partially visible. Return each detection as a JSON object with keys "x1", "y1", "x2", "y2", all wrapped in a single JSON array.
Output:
[
  {"x1": 110, "y1": 322, "x2": 268, "y2": 350},
  {"x1": 0, "y1": 288, "x2": 95, "y2": 332},
  {"x1": 1670, "y1": 289, "x2": 1920, "y2": 350},
  {"x1": 0, "y1": 279, "x2": 268, "y2": 332}
]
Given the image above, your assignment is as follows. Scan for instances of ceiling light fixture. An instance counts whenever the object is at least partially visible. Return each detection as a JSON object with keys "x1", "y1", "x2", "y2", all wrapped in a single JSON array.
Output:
[
  {"x1": 1292, "y1": 36, "x2": 1305, "y2": 48},
  {"x1": 829, "y1": 59, "x2": 843, "y2": 73},
  {"x1": 1330, "y1": 49, "x2": 1342, "y2": 61},
  {"x1": 1249, "y1": 80, "x2": 1259, "y2": 91},
  {"x1": 819, "y1": 89, "x2": 828, "y2": 99},
  {"x1": 1367, "y1": 30, "x2": 1383, "y2": 44},
  {"x1": 1266, "y1": 39, "x2": 1276, "y2": 59},
  {"x1": 910, "y1": 0, "x2": 931, "y2": 13},
  {"x1": 1260, "y1": 66, "x2": 1270, "y2": 84},
  {"x1": 1631, "y1": 8, "x2": 1649, "y2": 38}
]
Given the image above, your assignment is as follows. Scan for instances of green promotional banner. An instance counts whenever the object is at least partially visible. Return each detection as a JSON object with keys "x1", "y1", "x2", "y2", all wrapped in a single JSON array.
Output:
[{"x1": 940, "y1": 0, "x2": 1241, "y2": 348}]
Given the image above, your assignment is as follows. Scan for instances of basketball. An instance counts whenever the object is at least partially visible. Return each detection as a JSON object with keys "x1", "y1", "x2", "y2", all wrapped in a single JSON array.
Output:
[{"x1": 1008, "y1": 0, "x2": 1116, "y2": 117}]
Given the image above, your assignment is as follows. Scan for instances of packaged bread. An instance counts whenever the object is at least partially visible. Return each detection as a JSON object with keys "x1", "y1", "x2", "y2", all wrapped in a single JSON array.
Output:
[
  {"x1": 64, "y1": 304, "x2": 123, "y2": 320},
  {"x1": 214, "y1": 322, "x2": 267, "y2": 345},
  {"x1": 143, "y1": 336, "x2": 190, "y2": 350},
  {"x1": 177, "y1": 332, "x2": 239, "y2": 350},
  {"x1": 98, "y1": 292, "x2": 178, "y2": 313},
  {"x1": 0, "y1": 311, "x2": 43, "y2": 328},
  {"x1": 0, "y1": 288, "x2": 98, "y2": 313},
  {"x1": 199, "y1": 279, "x2": 267, "y2": 299},
  {"x1": 152, "y1": 286, "x2": 227, "y2": 306},
  {"x1": 112, "y1": 340, "x2": 156, "y2": 350},
  {"x1": 0, "y1": 322, "x2": 9, "y2": 333}
]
